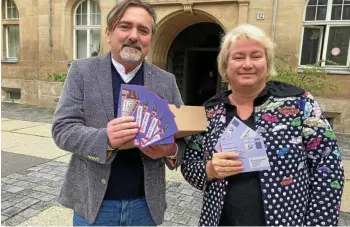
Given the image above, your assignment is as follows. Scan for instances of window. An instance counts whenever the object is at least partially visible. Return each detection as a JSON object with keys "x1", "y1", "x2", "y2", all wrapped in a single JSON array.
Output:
[
  {"x1": 1, "y1": 88, "x2": 21, "y2": 103},
  {"x1": 300, "y1": 0, "x2": 350, "y2": 70},
  {"x1": 74, "y1": 0, "x2": 101, "y2": 59},
  {"x1": 5, "y1": 0, "x2": 18, "y2": 19},
  {"x1": 2, "y1": 0, "x2": 20, "y2": 60},
  {"x1": 326, "y1": 117, "x2": 334, "y2": 127}
]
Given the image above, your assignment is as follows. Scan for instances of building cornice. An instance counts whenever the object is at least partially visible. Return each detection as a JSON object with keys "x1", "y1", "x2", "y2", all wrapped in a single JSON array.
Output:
[
  {"x1": 237, "y1": 0, "x2": 250, "y2": 4},
  {"x1": 148, "y1": 0, "x2": 249, "y2": 6}
]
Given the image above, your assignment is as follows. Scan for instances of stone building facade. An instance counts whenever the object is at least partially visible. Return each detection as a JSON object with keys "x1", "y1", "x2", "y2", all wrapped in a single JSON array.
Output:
[{"x1": 1, "y1": 0, "x2": 350, "y2": 133}]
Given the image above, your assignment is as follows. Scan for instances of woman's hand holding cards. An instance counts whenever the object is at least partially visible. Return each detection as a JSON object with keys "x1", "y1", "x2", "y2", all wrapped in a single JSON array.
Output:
[{"x1": 206, "y1": 152, "x2": 243, "y2": 182}]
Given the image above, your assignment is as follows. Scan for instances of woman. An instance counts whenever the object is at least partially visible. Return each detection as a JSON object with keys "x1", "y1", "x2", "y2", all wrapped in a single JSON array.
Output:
[{"x1": 181, "y1": 24, "x2": 344, "y2": 226}]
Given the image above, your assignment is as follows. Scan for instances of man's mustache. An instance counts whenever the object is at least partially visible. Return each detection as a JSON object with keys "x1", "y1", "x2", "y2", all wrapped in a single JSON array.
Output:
[{"x1": 122, "y1": 42, "x2": 142, "y2": 51}]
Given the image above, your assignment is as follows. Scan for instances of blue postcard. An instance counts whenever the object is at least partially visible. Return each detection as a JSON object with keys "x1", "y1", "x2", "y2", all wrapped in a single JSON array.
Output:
[{"x1": 215, "y1": 117, "x2": 271, "y2": 173}]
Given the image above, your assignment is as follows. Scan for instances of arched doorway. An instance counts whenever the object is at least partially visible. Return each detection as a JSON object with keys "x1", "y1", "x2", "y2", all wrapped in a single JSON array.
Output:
[{"x1": 167, "y1": 22, "x2": 226, "y2": 106}]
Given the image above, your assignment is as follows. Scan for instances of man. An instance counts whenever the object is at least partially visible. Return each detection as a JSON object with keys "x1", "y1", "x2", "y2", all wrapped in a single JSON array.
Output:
[{"x1": 52, "y1": 0, "x2": 184, "y2": 226}]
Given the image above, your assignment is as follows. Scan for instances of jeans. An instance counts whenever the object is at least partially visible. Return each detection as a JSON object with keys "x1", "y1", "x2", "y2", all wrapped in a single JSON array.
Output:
[{"x1": 73, "y1": 198, "x2": 156, "y2": 226}]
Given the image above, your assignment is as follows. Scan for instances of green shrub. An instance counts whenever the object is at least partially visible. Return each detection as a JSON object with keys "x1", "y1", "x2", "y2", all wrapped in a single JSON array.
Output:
[
  {"x1": 273, "y1": 56, "x2": 338, "y2": 96},
  {"x1": 48, "y1": 72, "x2": 67, "y2": 82}
]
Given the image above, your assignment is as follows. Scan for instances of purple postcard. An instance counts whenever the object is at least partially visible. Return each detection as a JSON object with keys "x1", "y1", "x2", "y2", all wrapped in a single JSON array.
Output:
[
  {"x1": 132, "y1": 87, "x2": 148, "y2": 129},
  {"x1": 118, "y1": 84, "x2": 146, "y2": 118},
  {"x1": 139, "y1": 100, "x2": 178, "y2": 148},
  {"x1": 134, "y1": 95, "x2": 153, "y2": 146},
  {"x1": 118, "y1": 84, "x2": 178, "y2": 148},
  {"x1": 138, "y1": 91, "x2": 176, "y2": 147},
  {"x1": 143, "y1": 92, "x2": 161, "y2": 141}
]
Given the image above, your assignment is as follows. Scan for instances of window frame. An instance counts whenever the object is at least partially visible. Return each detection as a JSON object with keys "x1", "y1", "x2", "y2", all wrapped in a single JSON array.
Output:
[
  {"x1": 299, "y1": 25, "x2": 325, "y2": 65},
  {"x1": 2, "y1": 0, "x2": 19, "y2": 62},
  {"x1": 5, "y1": 25, "x2": 19, "y2": 59},
  {"x1": 299, "y1": 0, "x2": 350, "y2": 72},
  {"x1": 5, "y1": 0, "x2": 19, "y2": 20},
  {"x1": 73, "y1": 0, "x2": 101, "y2": 60}
]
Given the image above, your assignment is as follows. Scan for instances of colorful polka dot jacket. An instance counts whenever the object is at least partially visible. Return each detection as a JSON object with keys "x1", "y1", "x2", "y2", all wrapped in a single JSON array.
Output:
[{"x1": 181, "y1": 81, "x2": 344, "y2": 226}]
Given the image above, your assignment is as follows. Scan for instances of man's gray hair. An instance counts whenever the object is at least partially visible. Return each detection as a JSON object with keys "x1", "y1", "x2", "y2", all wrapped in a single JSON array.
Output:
[{"x1": 107, "y1": 0, "x2": 156, "y2": 34}]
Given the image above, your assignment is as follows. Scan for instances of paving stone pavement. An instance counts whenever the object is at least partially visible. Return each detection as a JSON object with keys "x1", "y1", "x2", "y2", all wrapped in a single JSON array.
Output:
[
  {"x1": 1, "y1": 160, "x2": 204, "y2": 226},
  {"x1": 1, "y1": 159, "x2": 349, "y2": 226},
  {"x1": 1, "y1": 102, "x2": 55, "y2": 124},
  {"x1": 1, "y1": 102, "x2": 350, "y2": 226}
]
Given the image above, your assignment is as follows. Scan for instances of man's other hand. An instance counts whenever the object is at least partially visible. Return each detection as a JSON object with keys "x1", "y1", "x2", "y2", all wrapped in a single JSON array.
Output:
[
  {"x1": 140, "y1": 143, "x2": 177, "y2": 159},
  {"x1": 107, "y1": 116, "x2": 139, "y2": 149}
]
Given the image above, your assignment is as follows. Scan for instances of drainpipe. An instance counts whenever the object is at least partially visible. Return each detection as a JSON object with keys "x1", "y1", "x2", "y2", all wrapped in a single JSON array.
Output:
[
  {"x1": 48, "y1": 0, "x2": 52, "y2": 53},
  {"x1": 271, "y1": 0, "x2": 278, "y2": 42}
]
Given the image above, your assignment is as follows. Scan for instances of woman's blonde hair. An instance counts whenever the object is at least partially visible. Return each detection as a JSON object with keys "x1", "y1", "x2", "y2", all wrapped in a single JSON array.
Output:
[{"x1": 217, "y1": 24, "x2": 277, "y2": 82}]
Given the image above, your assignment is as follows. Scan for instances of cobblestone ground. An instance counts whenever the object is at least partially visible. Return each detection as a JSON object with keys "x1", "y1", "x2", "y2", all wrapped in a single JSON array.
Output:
[
  {"x1": 2, "y1": 160, "x2": 350, "y2": 226},
  {"x1": 1, "y1": 102, "x2": 350, "y2": 226},
  {"x1": 1, "y1": 160, "x2": 204, "y2": 226},
  {"x1": 1, "y1": 102, "x2": 54, "y2": 124}
]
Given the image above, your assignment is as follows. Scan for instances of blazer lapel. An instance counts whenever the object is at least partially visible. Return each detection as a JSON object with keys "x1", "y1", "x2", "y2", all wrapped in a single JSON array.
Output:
[
  {"x1": 143, "y1": 61, "x2": 156, "y2": 91},
  {"x1": 95, "y1": 52, "x2": 114, "y2": 121}
]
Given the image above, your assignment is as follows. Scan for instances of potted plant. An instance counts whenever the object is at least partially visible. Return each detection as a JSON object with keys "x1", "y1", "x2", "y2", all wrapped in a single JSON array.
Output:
[
  {"x1": 47, "y1": 72, "x2": 67, "y2": 103},
  {"x1": 273, "y1": 56, "x2": 338, "y2": 95}
]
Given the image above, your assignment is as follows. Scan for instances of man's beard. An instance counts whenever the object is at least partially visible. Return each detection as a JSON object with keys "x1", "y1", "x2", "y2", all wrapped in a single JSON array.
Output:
[{"x1": 120, "y1": 41, "x2": 143, "y2": 63}]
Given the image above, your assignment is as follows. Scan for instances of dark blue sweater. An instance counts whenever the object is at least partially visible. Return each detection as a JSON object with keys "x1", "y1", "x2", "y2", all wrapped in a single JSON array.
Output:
[{"x1": 104, "y1": 62, "x2": 145, "y2": 200}]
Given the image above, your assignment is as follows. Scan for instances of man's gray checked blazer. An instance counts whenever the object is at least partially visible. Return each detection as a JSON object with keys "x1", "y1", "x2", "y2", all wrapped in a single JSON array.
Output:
[{"x1": 52, "y1": 52, "x2": 184, "y2": 225}]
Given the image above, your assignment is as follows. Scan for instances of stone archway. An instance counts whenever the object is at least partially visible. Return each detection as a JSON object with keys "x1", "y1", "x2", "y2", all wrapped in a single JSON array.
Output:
[
  {"x1": 149, "y1": 9, "x2": 226, "y2": 69},
  {"x1": 149, "y1": 10, "x2": 226, "y2": 105}
]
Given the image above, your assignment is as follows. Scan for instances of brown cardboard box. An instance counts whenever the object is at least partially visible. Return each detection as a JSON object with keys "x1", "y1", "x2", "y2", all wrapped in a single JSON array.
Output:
[
  {"x1": 168, "y1": 104, "x2": 207, "y2": 138},
  {"x1": 119, "y1": 105, "x2": 207, "y2": 150}
]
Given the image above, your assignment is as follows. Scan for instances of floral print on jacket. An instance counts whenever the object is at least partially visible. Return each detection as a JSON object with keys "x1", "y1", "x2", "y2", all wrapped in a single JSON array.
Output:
[{"x1": 181, "y1": 83, "x2": 344, "y2": 226}]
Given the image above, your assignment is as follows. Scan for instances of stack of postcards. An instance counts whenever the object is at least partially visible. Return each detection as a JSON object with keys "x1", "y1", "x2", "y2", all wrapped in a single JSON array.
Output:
[
  {"x1": 119, "y1": 84, "x2": 178, "y2": 148},
  {"x1": 215, "y1": 117, "x2": 271, "y2": 173}
]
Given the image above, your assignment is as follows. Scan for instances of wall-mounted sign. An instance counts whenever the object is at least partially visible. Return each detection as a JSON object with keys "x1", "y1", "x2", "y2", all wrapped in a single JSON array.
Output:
[{"x1": 257, "y1": 12, "x2": 265, "y2": 20}]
